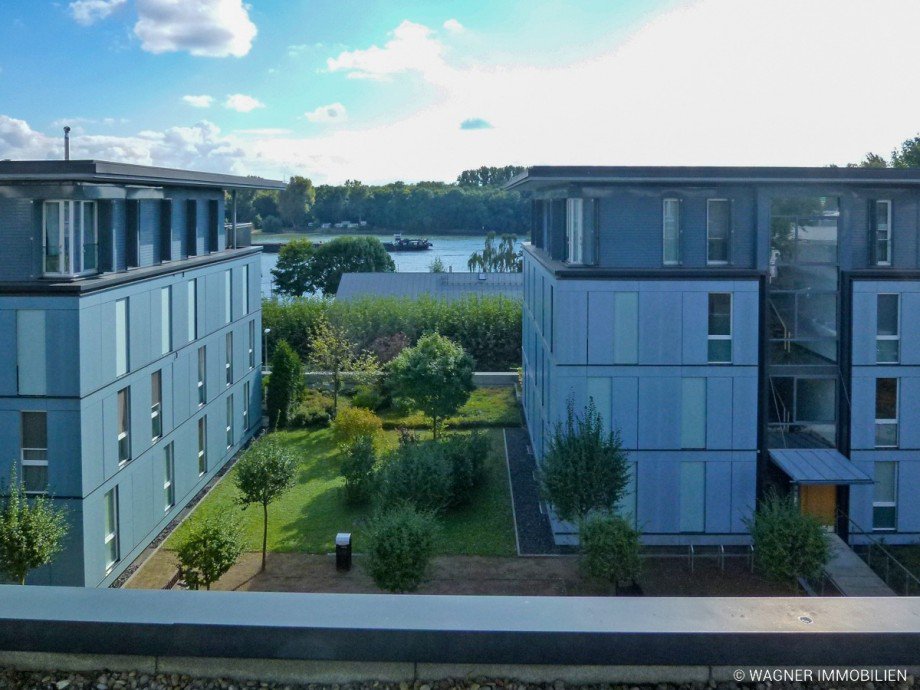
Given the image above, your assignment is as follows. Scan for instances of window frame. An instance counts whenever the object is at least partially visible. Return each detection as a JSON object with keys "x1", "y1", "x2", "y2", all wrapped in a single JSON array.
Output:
[
  {"x1": 876, "y1": 293, "x2": 900, "y2": 364},
  {"x1": 707, "y1": 292, "x2": 732, "y2": 364},
  {"x1": 103, "y1": 487, "x2": 120, "y2": 573},
  {"x1": 42, "y1": 200, "x2": 99, "y2": 277},
  {"x1": 242, "y1": 265, "x2": 250, "y2": 314},
  {"x1": 197, "y1": 346, "x2": 207, "y2": 407},
  {"x1": 872, "y1": 461, "x2": 897, "y2": 532},
  {"x1": 187, "y1": 279, "x2": 198, "y2": 342},
  {"x1": 243, "y1": 381, "x2": 250, "y2": 430},
  {"x1": 565, "y1": 198, "x2": 584, "y2": 265},
  {"x1": 160, "y1": 286, "x2": 172, "y2": 355},
  {"x1": 248, "y1": 320, "x2": 256, "y2": 370},
  {"x1": 706, "y1": 198, "x2": 731, "y2": 265},
  {"x1": 224, "y1": 269, "x2": 232, "y2": 325},
  {"x1": 662, "y1": 198, "x2": 681, "y2": 266},
  {"x1": 150, "y1": 370, "x2": 163, "y2": 443},
  {"x1": 875, "y1": 377, "x2": 899, "y2": 449},
  {"x1": 115, "y1": 298, "x2": 129, "y2": 378},
  {"x1": 20, "y1": 410, "x2": 48, "y2": 495},
  {"x1": 225, "y1": 395, "x2": 234, "y2": 449},
  {"x1": 163, "y1": 442, "x2": 175, "y2": 512},
  {"x1": 225, "y1": 332, "x2": 233, "y2": 387},
  {"x1": 116, "y1": 387, "x2": 131, "y2": 465},
  {"x1": 198, "y1": 416, "x2": 208, "y2": 476},
  {"x1": 874, "y1": 199, "x2": 892, "y2": 267}
]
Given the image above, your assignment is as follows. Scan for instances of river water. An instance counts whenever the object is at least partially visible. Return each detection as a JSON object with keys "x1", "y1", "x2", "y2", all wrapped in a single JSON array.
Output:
[{"x1": 258, "y1": 233, "x2": 515, "y2": 298}]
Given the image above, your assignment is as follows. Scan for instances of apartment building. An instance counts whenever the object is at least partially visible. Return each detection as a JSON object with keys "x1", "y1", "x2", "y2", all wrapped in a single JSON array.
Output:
[
  {"x1": 0, "y1": 160, "x2": 283, "y2": 585},
  {"x1": 510, "y1": 166, "x2": 920, "y2": 545}
]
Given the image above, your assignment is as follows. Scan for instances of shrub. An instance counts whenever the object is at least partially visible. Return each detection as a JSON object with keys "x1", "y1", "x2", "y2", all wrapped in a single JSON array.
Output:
[
  {"x1": 368, "y1": 332, "x2": 411, "y2": 364},
  {"x1": 331, "y1": 406, "x2": 383, "y2": 444},
  {"x1": 439, "y1": 432, "x2": 490, "y2": 507},
  {"x1": 290, "y1": 388, "x2": 334, "y2": 427},
  {"x1": 266, "y1": 340, "x2": 304, "y2": 429},
  {"x1": 746, "y1": 490, "x2": 830, "y2": 587},
  {"x1": 396, "y1": 426, "x2": 420, "y2": 447},
  {"x1": 579, "y1": 514, "x2": 641, "y2": 589},
  {"x1": 351, "y1": 383, "x2": 385, "y2": 411},
  {"x1": 539, "y1": 397, "x2": 631, "y2": 525},
  {"x1": 365, "y1": 505, "x2": 439, "y2": 592},
  {"x1": 261, "y1": 215, "x2": 284, "y2": 233},
  {"x1": 176, "y1": 511, "x2": 244, "y2": 590},
  {"x1": 340, "y1": 435, "x2": 377, "y2": 504},
  {"x1": 377, "y1": 442, "x2": 453, "y2": 514}
]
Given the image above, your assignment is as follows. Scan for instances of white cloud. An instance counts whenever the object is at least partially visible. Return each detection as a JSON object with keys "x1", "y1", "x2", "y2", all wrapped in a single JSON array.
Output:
[
  {"x1": 134, "y1": 0, "x2": 257, "y2": 58},
  {"x1": 183, "y1": 94, "x2": 214, "y2": 108},
  {"x1": 69, "y1": 0, "x2": 126, "y2": 25},
  {"x1": 442, "y1": 18, "x2": 464, "y2": 33},
  {"x1": 304, "y1": 103, "x2": 347, "y2": 124},
  {"x1": 224, "y1": 94, "x2": 265, "y2": 113},
  {"x1": 326, "y1": 20, "x2": 448, "y2": 82}
]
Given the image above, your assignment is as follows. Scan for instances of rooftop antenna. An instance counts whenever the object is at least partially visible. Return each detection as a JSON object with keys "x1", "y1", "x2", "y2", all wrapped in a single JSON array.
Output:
[{"x1": 63, "y1": 126, "x2": 71, "y2": 161}]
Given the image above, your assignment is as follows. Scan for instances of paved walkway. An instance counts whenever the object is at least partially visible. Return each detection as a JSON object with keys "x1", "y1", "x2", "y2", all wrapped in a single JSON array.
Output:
[{"x1": 825, "y1": 533, "x2": 896, "y2": 596}]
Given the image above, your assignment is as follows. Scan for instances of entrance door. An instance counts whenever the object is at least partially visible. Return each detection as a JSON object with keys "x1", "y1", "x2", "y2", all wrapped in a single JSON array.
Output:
[{"x1": 800, "y1": 484, "x2": 836, "y2": 526}]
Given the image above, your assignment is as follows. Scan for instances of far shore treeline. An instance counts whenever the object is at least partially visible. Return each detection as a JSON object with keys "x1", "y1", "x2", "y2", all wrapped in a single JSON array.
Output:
[{"x1": 228, "y1": 165, "x2": 529, "y2": 235}]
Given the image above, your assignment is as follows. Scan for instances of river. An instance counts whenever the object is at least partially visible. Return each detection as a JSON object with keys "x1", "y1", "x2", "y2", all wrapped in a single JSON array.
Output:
[{"x1": 258, "y1": 233, "x2": 516, "y2": 298}]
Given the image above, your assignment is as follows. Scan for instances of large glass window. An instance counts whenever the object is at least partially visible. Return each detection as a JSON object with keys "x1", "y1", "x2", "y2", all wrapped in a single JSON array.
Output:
[
  {"x1": 874, "y1": 200, "x2": 892, "y2": 266},
  {"x1": 225, "y1": 332, "x2": 233, "y2": 386},
  {"x1": 679, "y1": 461, "x2": 705, "y2": 532},
  {"x1": 662, "y1": 198, "x2": 680, "y2": 265},
  {"x1": 873, "y1": 461, "x2": 897, "y2": 531},
  {"x1": 16, "y1": 310, "x2": 46, "y2": 395},
  {"x1": 226, "y1": 395, "x2": 234, "y2": 449},
  {"x1": 21, "y1": 412, "x2": 48, "y2": 494},
  {"x1": 681, "y1": 378, "x2": 706, "y2": 449},
  {"x1": 160, "y1": 286, "x2": 172, "y2": 355},
  {"x1": 187, "y1": 279, "x2": 198, "y2": 342},
  {"x1": 104, "y1": 488, "x2": 119, "y2": 572},
  {"x1": 117, "y1": 388, "x2": 131, "y2": 464},
  {"x1": 248, "y1": 320, "x2": 256, "y2": 370},
  {"x1": 164, "y1": 443, "x2": 175, "y2": 512},
  {"x1": 224, "y1": 269, "x2": 232, "y2": 324},
  {"x1": 706, "y1": 199, "x2": 731, "y2": 264},
  {"x1": 197, "y1": 346, "x2": 207, "y2": 406},
  {"x1": 115, "y1": 298, "x2": 129, "y2": 377},
  {"x1": 42, "y1": 200, "x2": 98, "y2": 276},
  {"x1": 151, "y1": 370, "x2": 162, "y2": 442},
  {"x1": 875, "y1": 378, "x2": 898, "y2": 448},
  {"x1": 707, "y1": 293, "x2": 732, "y2": 363},
  {"x1": 242, "y1": 265, "x2": 250, "y2": 314},
  {"x1": 565, "y1": 198, "x2": 597, "y2": 265},
  {"x1": 198, "y1": 416, "x2": 207, "y2": 476},
  {"x1": 768, "y1": 377, "x2": 836, "y2": 448},
  {"x1": 877, "y1": 294, "x2": 900, "y2": 364}
]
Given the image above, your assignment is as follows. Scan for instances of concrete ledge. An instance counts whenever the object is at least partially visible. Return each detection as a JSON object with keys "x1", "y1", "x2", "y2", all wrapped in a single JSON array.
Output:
[
  {"x1": 158, "y1": 658, "x2": 414, "y2": 684},
  {"x1": 0, "y1": 651, "x2": 156, "y2": 674},
  {"x1": 417, "y1": 664, "x2": 709, "y2": 685}
]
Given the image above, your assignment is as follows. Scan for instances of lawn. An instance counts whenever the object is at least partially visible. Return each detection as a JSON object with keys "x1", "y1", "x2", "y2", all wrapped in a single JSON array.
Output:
[
  {"x1": 165, "y1": 426, "x2": 517, "y2": 557},
  {"x1": 378, "y1": 386, "x2": 520, "y2": 430}
]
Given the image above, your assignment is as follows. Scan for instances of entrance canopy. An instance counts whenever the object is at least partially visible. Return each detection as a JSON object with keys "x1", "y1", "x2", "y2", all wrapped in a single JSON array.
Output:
[{"x1": 768, "y1": 448, "x2": 873, "y2": 485}]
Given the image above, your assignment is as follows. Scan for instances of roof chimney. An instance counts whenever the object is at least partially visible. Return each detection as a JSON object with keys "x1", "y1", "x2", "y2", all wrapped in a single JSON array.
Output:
[{"x1": 63, "y1": 126, "x2": 71, "y2": 161}]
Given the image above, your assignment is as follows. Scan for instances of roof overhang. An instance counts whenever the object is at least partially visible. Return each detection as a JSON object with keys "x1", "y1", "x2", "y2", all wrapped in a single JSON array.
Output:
[{"x1": 769, "y1": 448, "x2": 873, "y2": 485}]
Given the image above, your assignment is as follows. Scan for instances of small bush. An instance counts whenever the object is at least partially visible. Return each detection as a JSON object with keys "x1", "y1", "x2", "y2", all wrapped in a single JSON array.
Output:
[
  {"x1": 290, "y1": 388, "x2": 335, "y2": 427},
  {"x1": 365, "y1": 505, "x2": 439, "y2": 592},
  {"x1": 439, "y1": 432, "x2": 490, "y2": 507},
  {"x1": 579, "y1": 514, "x2": 641, "y2": 589},
  {"x1": 340, "y1": 435, "x2": 377, "y2": 504},
  {"x1": 261, "y1": 215, "x2": 284, "y2": 233},
  {"x1": 176, "y1": 511, "x2": 244, "y2": 590},
  {"x1": 396, "y1": 426, "x2": 420, "y2": 447},
  {"x1": 331, "y1": 406, "x2": 383, "y2": 444},
  {"x1": 377, "y1": 442, "x2": 452, "y2": 514},
  {"x1": 368, "y1": 332, "x2": 411, "y2": 364},
  {"x1": 351, "y1": 384, "x2": 385, "y2": 411}
]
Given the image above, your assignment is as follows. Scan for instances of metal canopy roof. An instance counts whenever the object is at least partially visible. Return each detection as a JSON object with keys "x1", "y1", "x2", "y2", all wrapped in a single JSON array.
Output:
[{"x1": 769, "y1": 448, "x2": 873, "y2": 485}]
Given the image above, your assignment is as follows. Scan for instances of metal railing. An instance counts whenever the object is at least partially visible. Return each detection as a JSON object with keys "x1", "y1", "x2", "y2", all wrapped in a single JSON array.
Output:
[{"x1": 840, "y1": 511, "x2": 920, "y2": 596}]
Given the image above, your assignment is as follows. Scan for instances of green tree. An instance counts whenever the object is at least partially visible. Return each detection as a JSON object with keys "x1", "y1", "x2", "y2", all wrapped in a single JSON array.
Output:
[
  {"x1": 389, "y1": 333, "x2": 475, "y2": 438},
  {"x1": 278, "y1": 176, "x2": 315, "y2": 228},
  {"x1": 307, "y1": 318, "x2": 378, "y2": 416},
  {"x1": 365, "y1": 504, "x2": 439, "y2": 592},
  {"x1": 891, "y1": 135, "x2": 920, "y2": 168},
  {"x1": 539, "y1": 398, "x2": 631, "y2": 525},
  {"x1": 176, "y1": 511, "x2": 244, "y2": 590},
  {"x1": 0, "y1": 469, "x2": 68, "y2": 584},
  {"x1": 266, "y1": 339, "x2": 304, "y2": 429},
  {"x1": 457, "y1": 165, "x2": 526, "y2": 188},
  {"x1": 252, "y1": 191, "x2": 280, "y2": 225},
  {"x1": 467, "y1": 233, "x2": 522, "y2": 272},
  {"x1": 233, "y1": 436, "x2": 296, "y2": 571},
  {"x1": 579, "y1": 514, "x2": 641, "y2": 591},
  {"x1": 428, "y1": 256, "x2": 446, "y2": 273},
  {"x1": 847, "y1": 152, "x2": 889, "y2": 168},
  {"x1": 271, "y1": 239, "x2": 316, "y2": 297},
  {"x1": 745, "y1": 490, "x2": 830, "y2": 589},
  {"x1": 305, "y1": 236, "x2": 396, "y2": 295}
]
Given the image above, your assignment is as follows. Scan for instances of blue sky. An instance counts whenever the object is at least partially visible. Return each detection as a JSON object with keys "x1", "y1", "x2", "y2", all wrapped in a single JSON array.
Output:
[{"x1": 1, "y1": 0, "x2": 920, "y2": 183}]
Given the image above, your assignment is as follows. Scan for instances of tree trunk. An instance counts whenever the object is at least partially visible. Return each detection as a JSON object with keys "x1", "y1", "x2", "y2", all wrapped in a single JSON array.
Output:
[
  {"x1": 262, "y1": 502, "x2": 269, "y2": 572},
  {"x1": 19, "y1": 573, "x2": 26, "y2": 586},
  {"x1": 432, "y1": 416, "x2": 439, "y2": 439}
]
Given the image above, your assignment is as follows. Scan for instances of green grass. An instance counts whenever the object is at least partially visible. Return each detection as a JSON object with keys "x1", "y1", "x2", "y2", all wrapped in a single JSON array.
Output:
[
  {"x1": 378, "y1": 387, "x2": 520, "y2": 430},
  {"x1": 165, "y1": 426, "x2": 516, "y2": 557}
]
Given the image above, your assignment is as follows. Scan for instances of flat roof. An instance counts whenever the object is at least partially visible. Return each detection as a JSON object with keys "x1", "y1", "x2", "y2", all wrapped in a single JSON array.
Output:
[
  {"x1": 769, "y1": 448, "x2": 873, "y2": 485},
  {"x1": 506, "y1": 165, "x2": 920, "y2": 190},
  {"x1": 0, "y1": 160, "x2": 285, "y2": 190}
]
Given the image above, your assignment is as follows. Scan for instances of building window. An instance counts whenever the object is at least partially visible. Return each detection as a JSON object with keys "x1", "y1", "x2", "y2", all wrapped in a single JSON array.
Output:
[
  {"x1": 248, "y1": 320, "x2": 256, "y2": 370},
  {"x1": 151, "y1": 370, "x2": 163, "y2": 442},
  {"x1": 225, "y1": 332, "x2": 233, "y2": 386},
  {"x1": 243, "y1": 381, "x2": 250, "y2": 430},
  {"x1": 20, "y1": 411, "x2": 48, "y2": 494},
  {"x1": 242, "y1": 265, "x2": 250, "y2": 314},
  {"x1": 707, "y1": 293, "x2": 732, "y2": 363},
  {"x1": 613, "y1": 292, "x2": 638, "y2": 364},
  {"x1": 679, "y1": 461, "x2": 705, "y2": 533},
  {"x1": 226, "y1": 395, "x2": 234, "y2": 449},
  {"x1": 877, "y1": 293, "x2": 900, "y2": 364},
  {"x1": 565, "y1": 198, "x2": 597, "y2": 265},
  {"x1": 160, "y1": 286, "x2": 172, "y2": 355},
  {"x1": 103, "y1": 488, "x2": 119, "y2": 572},
  {"x1": 163, "y1": 443, "x2": 175, "y2": 512},
  {"x1": 873, "y1": 461, "x2": 897, "y2": 531},
  {"x1": 662, "y1": 198, "x2": 680, "y2": 265},
  {"x1": 197, "y1": 346, "x2": 207, "y2": 406},
  {"x1": 198, "y1": 416, "x2": 207, "y2": 476},
  {"x1": 874, "y1": 200, "x2": 892, "y2": 266},
  {"x1": 224, "y1": 269, "x2": 232, "y2": 324},
  {"x1": 875, "y1": 378, "x2": 898, "y2": 448},
  {"x1": 707, "y1": 199, "x2": 731, "y2": 264},
  {"x1": 115, "y1": 298, "x2": 129, "y2": 377},
  {"x1": 187, "y1": 279, "x2": 198, "y2": 342},
  {"x1": 16, "y1": 310, "x2": 46, "y2": 395},
  {"x1": 681, "y1": 378, "x2": 707, "y2": 449},
  {"x1": 42, "y1": 200, "x2": 98, "y2": 276},
  {"x1": 117, "y1": 387, "x2": 131, "y2": 464}
]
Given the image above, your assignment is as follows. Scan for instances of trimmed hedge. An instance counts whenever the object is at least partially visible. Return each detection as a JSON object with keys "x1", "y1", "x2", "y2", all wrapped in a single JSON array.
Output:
[{"x1": 262, "y1": 295, "x2": 521, "y2": 371}]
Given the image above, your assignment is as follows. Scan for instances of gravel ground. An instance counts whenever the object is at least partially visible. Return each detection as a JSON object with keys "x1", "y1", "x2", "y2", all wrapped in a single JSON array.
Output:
[{"x1": 0, "y1": 670, "x2": 914, "y2": 690}]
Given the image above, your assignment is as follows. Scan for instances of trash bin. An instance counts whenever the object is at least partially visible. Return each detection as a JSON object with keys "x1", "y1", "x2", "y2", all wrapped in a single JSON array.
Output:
[{"x1": 335, "y1": 532, "x2": 352, "y2": 571}]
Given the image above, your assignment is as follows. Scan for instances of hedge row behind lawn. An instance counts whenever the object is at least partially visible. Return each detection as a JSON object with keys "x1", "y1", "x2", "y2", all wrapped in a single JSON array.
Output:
[
  {"x1": 262, "y1": 294, "x2": 522, "y2": 371},
  {"x1": 378, "y1": 387, "x2": 520, "y2": 430}
]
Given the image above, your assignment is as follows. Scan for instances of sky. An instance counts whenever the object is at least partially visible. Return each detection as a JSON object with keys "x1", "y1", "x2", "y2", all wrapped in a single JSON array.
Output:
[{"x1": 1, "y1": 0, "x2": 920, "y2": 184}]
